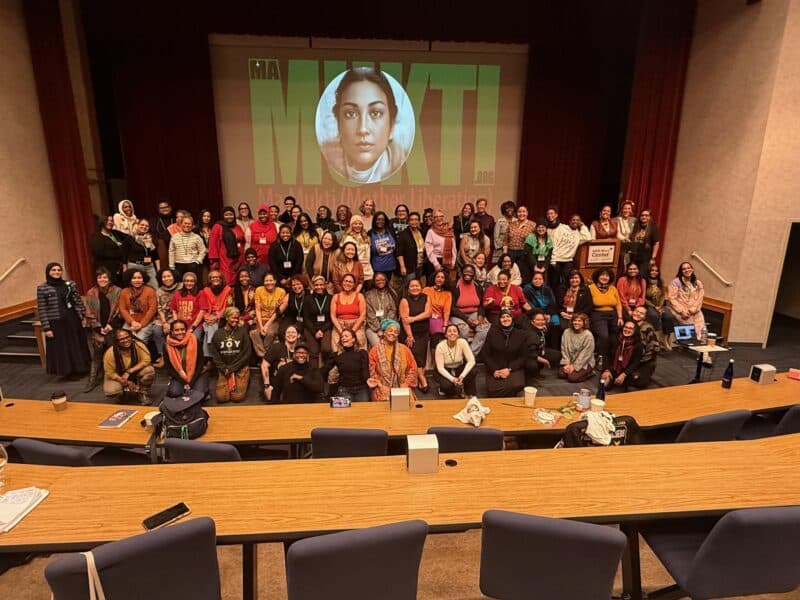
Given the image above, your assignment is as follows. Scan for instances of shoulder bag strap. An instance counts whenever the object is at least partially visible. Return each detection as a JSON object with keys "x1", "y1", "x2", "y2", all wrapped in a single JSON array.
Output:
[{"x1": 82, "y1": 551, "x2": 107, "y2": 600}]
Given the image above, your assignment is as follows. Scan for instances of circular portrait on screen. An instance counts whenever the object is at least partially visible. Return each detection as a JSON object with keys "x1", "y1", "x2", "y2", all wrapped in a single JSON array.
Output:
[{"x1": 316, "y1": 67, "x2": 415, "y2": 184}]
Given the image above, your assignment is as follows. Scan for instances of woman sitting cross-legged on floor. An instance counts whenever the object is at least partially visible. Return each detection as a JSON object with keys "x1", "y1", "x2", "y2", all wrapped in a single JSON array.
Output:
[
  {"x1": 164, "y1": 319, "x2": 208, "y2": 399},
  {"x1": 599, "y1": 320, "x2": 643, "y2": 392},
  {"x1": 209, "y1": 307, "x2": 252, "y2": 403},
  {"x1": 558, "y1": 312, "x2": 595, "y2": 383},
  {"x1": 367, "y1": 319, "x2": 418, "y2": 402}
]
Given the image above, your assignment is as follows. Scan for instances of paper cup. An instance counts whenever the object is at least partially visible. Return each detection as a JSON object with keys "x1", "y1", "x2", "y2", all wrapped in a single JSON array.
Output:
[
  {"x1": 707, "y1": 333, "x2": 717, "y2": 347},
  {"x1": 524, "y1": 386, "x2": 538, "y2": 407},
  {"x1": 50, "y1": 392, "x2": 68, "y2": 412},
  {"x1": 591, "y1": 399, "x2": 605, "y2": 412}
]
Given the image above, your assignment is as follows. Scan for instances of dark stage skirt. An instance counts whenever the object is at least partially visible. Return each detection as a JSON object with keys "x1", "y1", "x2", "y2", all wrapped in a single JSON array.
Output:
[{"x1": 45, "y1": 311, "x2": 90, "y2": 377}]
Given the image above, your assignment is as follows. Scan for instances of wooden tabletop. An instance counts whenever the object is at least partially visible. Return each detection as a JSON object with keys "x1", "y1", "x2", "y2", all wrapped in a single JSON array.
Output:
[
  {"x1": 1, "y1": 374, "x2": 796, "y2": 446},
  {"x1": 2, "y1": 433, "x2": 800, "y2": 552}
]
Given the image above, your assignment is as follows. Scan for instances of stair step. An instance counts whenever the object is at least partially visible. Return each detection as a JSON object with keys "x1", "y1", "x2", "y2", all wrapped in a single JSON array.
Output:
[
  {"x1": 0, "y1": 351, "x2": 39, "y2": 358},
  {"x1": 6, "y1": 334, "x2": 36, "y2": 342},
  {"x1": 19, "y1": 320, "x2": 37, "y2": 325}
]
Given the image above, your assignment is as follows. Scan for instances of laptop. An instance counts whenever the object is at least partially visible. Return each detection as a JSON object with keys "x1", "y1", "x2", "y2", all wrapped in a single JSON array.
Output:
[{"x1": 673, "y1": 324, "x2": 699, "y2": 347}]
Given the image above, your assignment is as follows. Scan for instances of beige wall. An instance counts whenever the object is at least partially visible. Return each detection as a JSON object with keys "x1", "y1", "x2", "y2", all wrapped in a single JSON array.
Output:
[
  {"x1": 775, "y1": 224, "x2": 800, "y2": 319},
  {"x1": 0, "y1": 0, "x2": 65, "y2": 308},
  {"x1": 664, "y1": 0, "x2": 797, "y2": 344}
]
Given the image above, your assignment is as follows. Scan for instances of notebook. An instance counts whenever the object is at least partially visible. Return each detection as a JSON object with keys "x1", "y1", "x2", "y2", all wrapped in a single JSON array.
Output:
[
  {"x1": 98, "y1": 409, "x2": 138, "y2": 429},
  {"x1": 0, "y1": 486, "x2": 49, "y2": 532}
]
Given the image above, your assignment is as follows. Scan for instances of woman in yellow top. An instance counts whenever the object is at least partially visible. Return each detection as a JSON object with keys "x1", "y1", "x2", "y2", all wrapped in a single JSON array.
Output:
[
  {"x1": 250, "y1": 272, "x2": 286, "y2": 358},
  {"x1": 422, "y1": 270, "x2": 452, "y2": 349},
  {"x1": 293, "y1": 212, "x2": 319, "y2": 257},
  {"x1": 587, "y1": 267, "x2": 623, "y2": 366}
]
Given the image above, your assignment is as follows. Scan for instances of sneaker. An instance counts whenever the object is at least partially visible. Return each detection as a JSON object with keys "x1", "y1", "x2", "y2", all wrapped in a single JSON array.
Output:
[{"x1": 139, "y1": 391, "x2": 152, "y2": 406}]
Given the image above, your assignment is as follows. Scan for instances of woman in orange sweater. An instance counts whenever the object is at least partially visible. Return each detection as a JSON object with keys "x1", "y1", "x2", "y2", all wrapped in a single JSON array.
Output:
[
  {"x1": 119, "y1": 268, "x2": 159, "y2": 355},
  {"x1": 587, "y1": 267, "x2": 623, "y2": 366},
  {"x1": 422, "y1": 270, "x2": 452, "y2": 349}
]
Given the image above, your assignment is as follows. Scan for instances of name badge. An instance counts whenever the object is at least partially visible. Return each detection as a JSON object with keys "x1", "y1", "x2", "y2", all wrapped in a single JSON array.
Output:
[
  {"x1": 283, "y1": 261, "x2": 292, "y2": 269},
  {"x1": 259, "y1": 237, "x2": 267, "y2": 245},
  {"x1": 296, "y1": 316, "x2": 303, "y2": 322},
  {"x1": 375, "y1": 309, "x2": 384, "y2": 318},
  {"x1": 143, "y1": 257, "x2": 152, "y2": 264},
  {"x1": 303, "y1": 248, "x2": 310, "y2": 255},
  {"x1": 536, "y1": 255, "x2": 545, "y2": 263},
  {"x1": 628, "y1": 298, "x2": 636, "y2": 306},
  {"x1": 316, "y1": 315, "x2": 326, "y2": 323}
]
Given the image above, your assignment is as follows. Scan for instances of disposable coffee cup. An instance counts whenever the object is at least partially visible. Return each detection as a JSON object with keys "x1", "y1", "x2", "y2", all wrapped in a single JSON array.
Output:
[
  {"x1": 524, "y1": 386, "x2": 538, "y2": 407},
  {"x1": 51, "y1": 392, "x2": 68, "y2": 412},
  {"x1": 591, "y1": 399, "x2": 605, "y2": 413},
  {"x1": 707, "y1": 333, "x2": 717, "y2": 347}
]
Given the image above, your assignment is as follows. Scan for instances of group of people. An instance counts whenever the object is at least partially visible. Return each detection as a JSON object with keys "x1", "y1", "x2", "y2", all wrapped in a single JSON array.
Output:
[{"x1": 38, "y1": 196, "x2": 708, "y2": 404}]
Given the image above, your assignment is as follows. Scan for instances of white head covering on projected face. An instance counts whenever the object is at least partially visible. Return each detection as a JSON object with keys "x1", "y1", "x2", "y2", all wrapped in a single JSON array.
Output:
[{"x1": 316, "y1": 67, "x2": 415, "y2": 184}]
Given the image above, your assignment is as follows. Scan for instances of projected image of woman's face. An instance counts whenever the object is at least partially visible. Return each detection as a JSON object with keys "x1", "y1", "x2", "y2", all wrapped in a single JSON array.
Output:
[{"x1": 337, "y1": 80, "x2": 393, "y2": 171}]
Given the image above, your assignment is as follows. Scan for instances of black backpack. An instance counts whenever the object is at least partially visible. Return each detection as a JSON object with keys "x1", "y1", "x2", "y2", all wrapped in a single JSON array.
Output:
[
  {"x1": 559, "y1": 415, "x2": 643, "y2": 448},
  {"x1": 147, "y1": 390, "x2": 209, "y2": 462}
]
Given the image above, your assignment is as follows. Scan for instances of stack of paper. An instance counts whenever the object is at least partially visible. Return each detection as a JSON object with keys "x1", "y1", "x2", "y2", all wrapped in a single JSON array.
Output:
[{"x1": 0, "y1": 487, "x2": 49, "y2": 532}]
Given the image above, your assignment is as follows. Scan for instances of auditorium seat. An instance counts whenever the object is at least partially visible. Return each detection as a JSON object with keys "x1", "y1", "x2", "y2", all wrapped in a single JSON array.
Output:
[
  {"x1": 310, "y1": 427, "x2": 388, "y2": 458},
  {"x1": 165, "y1": 438, "x2": 241, "y2": 463},
  {"x1": 674, "y1": 409, "x2": 751, "y2": 443},
  {"x1": 480, "y1": 510, "x2": 625, "y2": 599},
  {"x1": 12, "y1": 438, "x2": 95, "y2": 467},
  {"x1": 427, "y1": 426, "x2": 504, "y2": 452}
]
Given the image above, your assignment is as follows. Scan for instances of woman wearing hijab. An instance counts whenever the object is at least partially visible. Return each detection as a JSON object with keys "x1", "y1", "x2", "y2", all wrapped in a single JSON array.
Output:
[
  {"x1": 481, "y1": 308, "x2": 534, "y2": 397},
  {"x1": 367, "y1": 319, "x2": 418, "y2": 402},
  {"x1": 37, "y1": 262, "x2": 90, "y2": 377},
  {"x1": 209, "y1": 206, "x2": 246, "y2": 286},
  {"x1": 83, "y1": 267, "x2": 122, "y2": 391},
  {"x1": 113, "y1": 199, "x2": 138, "y2": 237},
  {"x1": 164, "y1": 319, "x2": 208, "y2": 398},
  {"x1": 248, "y1": 204, "x2": 278, "y2": 266},
  {"x1": 122, "y1": 218, "x2": 159, "y2": 288}
]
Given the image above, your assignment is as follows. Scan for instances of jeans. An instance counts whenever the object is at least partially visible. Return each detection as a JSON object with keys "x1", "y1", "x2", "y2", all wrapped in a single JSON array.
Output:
[
  {"x1": 450, "y1": 313, "x2": 490, "y2": 354},
  {"x1": 336, "y1": 385, "x2": 370, "y2": 402},
  {"x1": 126, "y1": 322, "x2": 156, "y2": 344},
  {"x1": 590, "y1": 310, "x2": 618, "y2": 364}
]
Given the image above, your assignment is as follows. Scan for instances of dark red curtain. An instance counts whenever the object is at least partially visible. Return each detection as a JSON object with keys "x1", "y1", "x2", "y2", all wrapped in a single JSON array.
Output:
[
  {"x1": 24, "y1": 0, "x2": 95, "y2": 291},
  {"x1": 516, "y1": 1, "x2": 641, "y2": 221},
  {"x1": 620, "y1": 0, "x2": 696, "y2": 249},
  {"x1": 110, "y1": 35, "x2": 224, "y2": 220}
]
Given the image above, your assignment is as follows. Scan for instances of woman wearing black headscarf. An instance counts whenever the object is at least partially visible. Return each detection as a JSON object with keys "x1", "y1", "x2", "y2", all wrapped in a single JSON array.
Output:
[
  {"x1": 36, "y1": 262, "x2": 90, "y2": 377},
  {"x1": 209, "y1": 206, "x2": 245, "y2": 288}
]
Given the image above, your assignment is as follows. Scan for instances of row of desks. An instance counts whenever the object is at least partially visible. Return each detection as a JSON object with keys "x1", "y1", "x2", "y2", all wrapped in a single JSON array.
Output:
[{"x1": 1, "y1": 375, "x2": 796, "y2": 447}]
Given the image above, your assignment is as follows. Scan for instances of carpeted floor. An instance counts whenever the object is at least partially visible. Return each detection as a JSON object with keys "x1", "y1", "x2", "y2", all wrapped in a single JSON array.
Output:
[{"x1": 1, "y1": 529, "x2": 798, "y2": 598}]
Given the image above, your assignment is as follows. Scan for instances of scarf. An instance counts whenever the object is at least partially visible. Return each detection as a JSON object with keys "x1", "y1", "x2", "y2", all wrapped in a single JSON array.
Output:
[
  {"x1": 133, "y1": 231, "x2": 155, "y2": 251},
  {"x1": 166, "y1": 332, "x2": 198, "y2": 384},
  {"x1": 113, "y1": 340, "x2": 139, "y2": 379},
  {"x1": 204, "y1": 285, "x2": 231, "y2": 316},
  {"x1": 546, "y1": 218, "x2": 560, "y2": 229},
  {"x1": 431, "y1": 220, "x2": 455, "y2": 267},
  {"x1": 45, "y1": 263, "x2": 68, "y2": 302},
  {"x1": 613, "y1": 334, "x2": 637, "y2": 371},
  {"x1": 375, "y1": 339, "x2": 406, "y2": 388},
  {"x1": 128, "y1": 285, "x2": 145, "y2": 315},
  {"x1": 219, "y1": 209, "x2": 241, "y2": 259}
]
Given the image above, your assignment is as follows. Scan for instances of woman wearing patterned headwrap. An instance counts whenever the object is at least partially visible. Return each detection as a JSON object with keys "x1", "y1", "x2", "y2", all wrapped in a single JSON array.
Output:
[{"x1": 367, "y1": 319, "x2": 417, "y2": 402}]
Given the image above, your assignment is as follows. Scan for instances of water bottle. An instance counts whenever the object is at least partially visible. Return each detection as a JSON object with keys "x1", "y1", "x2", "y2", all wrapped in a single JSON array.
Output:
[
  {"x1": 597, "y1": 378, "x2": 606, "y2": 401},
  {"x1": 700, "y1": 324, "x2": 708, "y2": 345},
  {"x1": 721, "y1": 359, "x2": 734, "y2": 389}
]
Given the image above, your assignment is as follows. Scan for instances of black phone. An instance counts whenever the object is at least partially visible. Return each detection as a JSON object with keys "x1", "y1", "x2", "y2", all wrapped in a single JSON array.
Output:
[{"x1": 142, "y1": 502, "x2": 191, "y2": 530}]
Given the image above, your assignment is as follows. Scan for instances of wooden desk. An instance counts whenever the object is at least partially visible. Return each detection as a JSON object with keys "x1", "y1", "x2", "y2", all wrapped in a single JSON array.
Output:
[
  {"x1": 1, "y1": 375, "x2": 796, "y2": 447},
  {"x1": 2, "y1": 435, "x2": 800, "y2": 600}
]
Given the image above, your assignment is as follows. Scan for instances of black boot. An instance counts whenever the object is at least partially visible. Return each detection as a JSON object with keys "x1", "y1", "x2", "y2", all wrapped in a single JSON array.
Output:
[{"x1": 83, "y1": 353, "x2": 102, "y2": 393}]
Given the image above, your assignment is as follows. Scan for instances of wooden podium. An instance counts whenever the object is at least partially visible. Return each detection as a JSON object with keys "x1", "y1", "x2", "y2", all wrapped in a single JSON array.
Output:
[{"x1": 576, "y1": 239, "x2": 621, "y2": 282}]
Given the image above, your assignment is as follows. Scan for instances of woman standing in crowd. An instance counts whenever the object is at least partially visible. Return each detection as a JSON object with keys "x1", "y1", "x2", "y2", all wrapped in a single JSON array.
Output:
[
  {"x1": 600, "y1": 320, "x2": 643, "y2": 392},
  {"x1": 236, "y1": 203, "x2": 254, "y2": 248},
  {"x1": 421, "y1": 208, "x2": 434, "y2": 236},
  {"x1": 152, "y1": 268, "x2": 180, "y2": 363},
  {"x1": 474, "y1": 198, "x2": 495, "y2": 239},
  {"x1": 83, "y1": 267, "x2": 121, "y2": 391},
  {"x1": 164, "y1": 319, "x2": 207, "y2": 399},
  {"x1": 289, "y1": 205, "x2": 303, "y2": 228},
  {"x1": 493, "y1": 201, "x2": 516, "y2": 264},
  {"x1": 169, "y1": 215, "x2": 206, "y2": 280},
  {"x1": 249, "y1": 205, "x2": 278, "y2": 267},
  {"x1": 615, "y1": 201, "x2": 637, "y2": 269},
  {"x1": 459, "y1": 220, "x2": 490, "y2": 269},
  {"x1": 209, "y1": 307, "x2": 252, "y2": 403},
  {"x1": 331, "y1": 240, "x2": 364, "y2": 293},
  {"x1": 113, "y1": 199, "x2": 138, "y2": 237},
  {"x1": 483, "y1": 270, "x2": 530, "y2": 325},
  {"x1": 364, "y1": 272, "x2": 398, "y2": 347},
  {"x1": 423, "y1": 270, "x2": 452, "y2": 349},
  {"x1": 122, "y1": 218, "x2": 159, "y2": 288},
  {"x1": 481, "y1": 308, "x2": 532, "y2": 397},
  {"x1": 359, "y1": 197, "x2": 376, "y2": 232},
  {"x1": 590, "y1": 204, "x2": 618, "y2": 240},
  {"x1": 645, "y1": 263, "x2": 674, "y2": 349},
  {"x1": 425, "y1": 209, "x2": 457, "y2": 282},
  {"x1": 37, "y1": 263, "x2": 90, "y2": 378},
  {"x1": 209, "y1": 206, "x2": 245, "y2": 286},
  {"x1": 251, "y1": 272, "x2": 286, "y2": 357},
  {"x1": 278, "y1": 276, "x2": 308, "y2": 334},
  {"x1": 294, "y1": 212, "x2": 319, "y2": 257},
  {"x1": 486, "y1": 253, "x2": 522, "y2": 287},
  {"x1": 558, "y1": 312, "x2": 595, "y2": 383},
  {"x1": 524, "y1": 220, "x2": 552, "y2": 281},
  {"x1": 89, "y1": 215, "x2": 126, "y2": 285},
  {"x1": 268, "y1": 224, "x2": 304, "y2": 289},
  {"x1": 450, "y1": 264, "x2": 490, "y2": 354},
  {"x1": 668, "y1": 262, "x2": 706, "y2": 337},
  {"x1": 168, "y1": 272, "x2": 205, "y2": 341},
  {"x1": 343, "y1": 214, "x2": 373, "y2": 290},
  {"x1": 194, "y1": 209, "x2": 213, "y2": 284},
  {"x1": 557, "y1": 270, "x2": 593, "y2": 337},
  {"x1": 369, "y1": 211, "x2": 397, "y2": 282},
  {"x1": 150, "y1": 201, "x2": 175, "y2": 268},
  {"x1": 119, "y1": 268, "x2": 158, "y2": 351},
  {"x1": 241, "y1": 249, "x2": 267, "y2": 289},
  {"x1": 261, "y1": 324, "x2": 300, "y2": 402},
  {"x1": 367, "y1": 319, "x2": 418, "y2": 402},
  {"x1": 453, "y1": 202, "x2": 475, "y2": 250},
  {"x1": 588, "y1": 267, "x2": 623, "y2": 365},
  {"x1": 330, "y1": 273, "x2": 367, "y2": 351},
  {"x1": 391, "y1": 204, "x2": 410, "y2": 236},
  {"x1": 473, "y1": 252, "x2": 489, "y2": 287},
  {"x1": 396, "y1": 211, "x2": 426, "y2": 286},
  {"x1": 232, "y1": 268, "x2": 257, "y2": 330},
  {"x1": 399, "y1": 278, "x2": 431, "y2": 392},
  {"x1": 333, "y1": 204, "x2": 352, "y2": 242},
  {"x1": 303, "y1": 275, "x2": 333, "y2": 365},
  {"x1": 434, "y1": 323, "x2": 477, "y2": 398},
  {"x1": 504, "y1": 205, "x2": 534, "y2": 280},
  {"x1": 616, "y1": 262, "x2": 646, "y2": 320},
  {"x1": 325, "y1": 328, "x2": 370, "y2": 402},
  {"x1": 630, "y1": 208, "x2": 661, "y2": 270},
  {"x1": 316, "y1": 205, "x2": 335, "y2": 235},
  {"x1": 199, "y1": 270, "x2": 233, "y2": 358},
  {"x1": 305, "y1": 230, "x2": 338, "y2": 288},
  {"x1": 278, "y1": 196, "x2": 295, "y2": 224}
]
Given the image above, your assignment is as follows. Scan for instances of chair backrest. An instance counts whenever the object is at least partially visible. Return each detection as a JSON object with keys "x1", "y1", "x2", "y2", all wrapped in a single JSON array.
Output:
[
  {"x1": 45, "y1": 517, "x2": 221, "y2": 600},
  {"x1": 427, "y1": 427, "x2": 504, "y2": 453},
  {"x1": 165, "y1": 438, "x2": 241, "y2": 463},
  {"x1": 311, "y1": 428, "x2": 388, "y2": 458},
  {"x1": 675, "y1": 409, "x2": 751, "y2": 443},
  {"x1": 774, "y1": 404, "x2": 800, "y2": 436},
  {"x1": 561, "y1": 415, "x2": 642, "y2": 447},
  {"x1": 685, "y1": 506, "x2": 800, "y2": 599},
  {"x1": 480, "y1": 510, "x2": 626, "y2": 600},
  {"x1": 12, "y1": 438, "x2": 93, "y2": 467},
  {"x1": 286, "y1": 519, "x2": 428, "y2": 600}
]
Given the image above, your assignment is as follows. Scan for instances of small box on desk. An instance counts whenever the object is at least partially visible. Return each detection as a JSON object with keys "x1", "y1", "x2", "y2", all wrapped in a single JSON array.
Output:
[
  {"x1": 406, "y1": 434, "x2": 438, "y2": 474},
  {"x1": 788, "y1": 368, "x2": 800, "y2": 381},
  {"x1": 390, "y1": 387, "x2": 413, "y2": 411}
]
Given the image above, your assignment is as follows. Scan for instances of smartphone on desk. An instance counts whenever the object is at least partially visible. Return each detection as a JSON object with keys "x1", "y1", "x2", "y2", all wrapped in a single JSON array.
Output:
[{"x1": 142, "y1": 502, "x2": 191, "y2": 531}]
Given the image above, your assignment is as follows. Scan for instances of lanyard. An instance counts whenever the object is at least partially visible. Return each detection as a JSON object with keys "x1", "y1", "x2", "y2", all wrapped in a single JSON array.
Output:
[
  {"x1": 313, "y1": 295, "x2": 327, "y2": 313},
  {"x1": 294, "y1": 294, "x2": 304, "y2": 313},
  {"x1": 281, "y1": 241, "x2": 292, "y2": 261}
]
